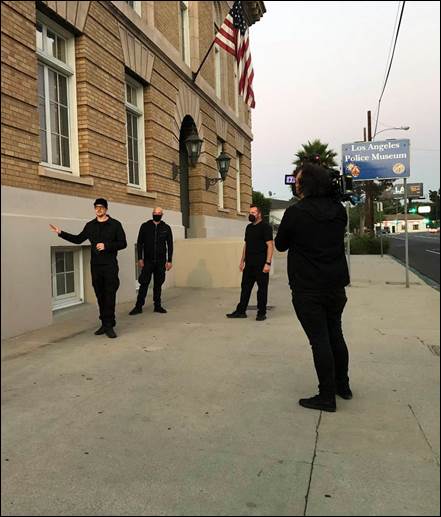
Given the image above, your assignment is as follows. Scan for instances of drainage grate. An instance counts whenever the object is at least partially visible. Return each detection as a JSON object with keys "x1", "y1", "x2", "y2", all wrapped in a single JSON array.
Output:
[{"x1": 247, "y1": 305, "x2": 275, "y2": 311}]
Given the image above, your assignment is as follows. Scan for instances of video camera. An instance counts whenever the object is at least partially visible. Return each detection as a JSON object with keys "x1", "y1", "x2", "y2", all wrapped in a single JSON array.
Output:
[{"x1": 285, "y1": 154, "x2": 356, "y2": 204}]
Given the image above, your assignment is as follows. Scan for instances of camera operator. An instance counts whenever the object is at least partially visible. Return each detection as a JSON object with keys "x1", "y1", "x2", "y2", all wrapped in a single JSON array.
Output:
[{"x1": 275, "y1": 162, "x2": 352, "y2": 412}]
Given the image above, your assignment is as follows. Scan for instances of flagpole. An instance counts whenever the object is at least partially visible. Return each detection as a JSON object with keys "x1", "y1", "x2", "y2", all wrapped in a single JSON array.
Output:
[{"x1": 192, "y1": 40, "x2": 216, "y2": 82}]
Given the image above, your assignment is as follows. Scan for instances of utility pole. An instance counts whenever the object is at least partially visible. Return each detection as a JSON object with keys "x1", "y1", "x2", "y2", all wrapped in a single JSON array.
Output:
[{"x1": 365, "y1": 110, "x2": 375, "y2": 234}]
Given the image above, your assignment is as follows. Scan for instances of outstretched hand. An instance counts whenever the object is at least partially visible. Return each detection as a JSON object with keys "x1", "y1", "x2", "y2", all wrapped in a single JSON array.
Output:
[{"x1": 49, "y1": 224, "x2": 61, "y2": 234}]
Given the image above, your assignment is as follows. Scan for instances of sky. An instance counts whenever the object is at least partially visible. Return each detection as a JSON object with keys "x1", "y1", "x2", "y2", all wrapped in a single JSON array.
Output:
[{"x1": 249, "y1": 1, "x2": 440, "y2": 200}]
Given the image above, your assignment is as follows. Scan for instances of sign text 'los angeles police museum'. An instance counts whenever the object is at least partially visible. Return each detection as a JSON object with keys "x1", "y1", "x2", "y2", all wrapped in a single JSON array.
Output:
[{"x1": 342, "y1": 139, "x2": 410, "y2": 181}]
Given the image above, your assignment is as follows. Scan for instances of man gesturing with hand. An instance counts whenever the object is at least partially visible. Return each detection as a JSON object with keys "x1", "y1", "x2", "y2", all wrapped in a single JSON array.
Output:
[{"x1": 49, "y1": 198, "x2": 127, "y2": 338}]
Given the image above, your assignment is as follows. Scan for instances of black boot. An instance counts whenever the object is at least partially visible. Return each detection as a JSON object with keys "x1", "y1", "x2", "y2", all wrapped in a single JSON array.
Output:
[
  {"x1": 129, "y1": 305, "x2": 143, "y2": 315},
  {"x1": 94, "y1": 325, "x2": 106, "y2": 335},
  {"x1": 154, "y1": 306, "x2": 167, "y2": 313},
  {"x1": 336, "y1": 385, "x2": 353, "y2": 400},
  {"x1": 299, "y1": 394, "x2": 336, "y2": 412},
  {"x1": 104, "y1": 327, "x2": 117, "y2": 339},
  {"x1": 226, "y1": 311, "x2": 247, "y2": 318}
]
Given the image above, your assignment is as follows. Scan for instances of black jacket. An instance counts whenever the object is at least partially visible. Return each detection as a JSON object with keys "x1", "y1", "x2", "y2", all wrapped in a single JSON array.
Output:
[
  {"x1": 275, "y1": 197, "x2": 349, "y2": 291},
  {"x1": 137, "y1": 220, "x2": 173, "y2": 264},
  {"x1": 59, "y1": 216, "x2": 127, "y2": 266}
]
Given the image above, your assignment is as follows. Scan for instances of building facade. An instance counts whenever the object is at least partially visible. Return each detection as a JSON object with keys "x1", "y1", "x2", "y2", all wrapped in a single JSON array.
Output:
[
  {"x1": 380, "y1": 214, "x2": 428, "y2": 234},
  {"x1": 1, "y1": 0, "x2": 266, "y2": 338}
]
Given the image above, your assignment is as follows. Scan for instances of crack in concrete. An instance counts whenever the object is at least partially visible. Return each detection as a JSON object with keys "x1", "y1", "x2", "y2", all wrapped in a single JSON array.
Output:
[
  {"x1": 408, "y1": 404, "x2": 440, "y2": 467},
  {"x1": 303, "y1": 412, "x2": 322, "y2": 516}
]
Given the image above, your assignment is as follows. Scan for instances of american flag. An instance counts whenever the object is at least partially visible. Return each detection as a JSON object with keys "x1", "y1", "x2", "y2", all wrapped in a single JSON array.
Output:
[{"x1": 214, "y1": 1, "x2": 256, "y2": 108}]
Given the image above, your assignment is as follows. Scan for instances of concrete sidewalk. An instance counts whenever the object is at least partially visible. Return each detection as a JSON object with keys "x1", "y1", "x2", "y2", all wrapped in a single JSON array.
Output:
[{"x1": 1, "y1": 255, "x2": 440, "y2": 516}]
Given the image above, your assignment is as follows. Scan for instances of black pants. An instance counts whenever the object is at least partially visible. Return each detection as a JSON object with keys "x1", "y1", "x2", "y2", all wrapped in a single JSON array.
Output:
[
  {"x1": 136, "y1": 261, "x2": 166, "y2": 308},
  {"x1": 236, "y1": 264, "x2": 269, "y2": 315},
  {"x1": 91, "y1": 263, "x2": 120, "y2": 329},
  {"x1": 292, "y1": 288, "x2": 349, "y2": 399}
]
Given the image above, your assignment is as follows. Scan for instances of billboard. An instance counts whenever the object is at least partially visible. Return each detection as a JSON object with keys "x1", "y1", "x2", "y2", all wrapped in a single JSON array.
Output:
[
  {"x1": 392, "y1": 182, "x2": 423, "y2": 198},
  {"x1": 342, "y1": 139, "x2": 410, "y2": 181}
]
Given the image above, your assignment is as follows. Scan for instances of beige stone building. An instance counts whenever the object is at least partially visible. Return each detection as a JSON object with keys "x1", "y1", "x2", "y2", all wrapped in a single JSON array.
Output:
[{"x1": 1, "y1": 1, "x2": 266, "y2": 338}]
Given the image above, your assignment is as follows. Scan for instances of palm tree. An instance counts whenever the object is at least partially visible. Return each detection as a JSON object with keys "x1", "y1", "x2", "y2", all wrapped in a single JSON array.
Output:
[{"x1": 293, "y1": 139, "x2": 338, "y2": 168}]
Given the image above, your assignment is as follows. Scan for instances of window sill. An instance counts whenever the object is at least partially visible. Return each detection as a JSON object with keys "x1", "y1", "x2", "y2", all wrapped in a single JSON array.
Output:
[
  {"x1": 217, "y1": 207, "x2": 230, "y2": 213},
  {"x1": 127, "y1": 187, "x2": 157, "y2": 199},
  {"x1": 39, "y1": 166, "x2": 94, "y2": 186},
  {"x1": 236, "y1": 212, "x2": 247, "y2": 217}
]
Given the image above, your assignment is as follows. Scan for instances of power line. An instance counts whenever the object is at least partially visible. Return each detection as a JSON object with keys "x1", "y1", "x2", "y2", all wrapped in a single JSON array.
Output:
[{"x1": 373, "y1": 1, "x2": 406, "y2": 138}]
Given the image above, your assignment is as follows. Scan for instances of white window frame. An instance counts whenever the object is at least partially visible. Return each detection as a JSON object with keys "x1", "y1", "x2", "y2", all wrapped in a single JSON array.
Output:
[
  {"x1": 124, "y1": 1, "x2": 141, "y2": 16},
  {"x1": 51, "y1": 247, "x2": 84, "y2": 310},
  {"x1": 236, "y1": 153, "x2": 242, "y2": 213},
  {"x1": 36, "y1": 13, "x2": 79, "y2": 176},
  {"x1": 214, "y1": 44, "x2": 222, "y2": 99},
  {"x1": 213, "y1": 3, "x2": 222, "y2": 100},
  {"x1": 180, "y1": 1, "x2": 191, "y2": 66},
  {"x1": 217, "y1": 140, "x2": 224, "y2": 209},
  {"x1": 125, "y1": 75, "x2": 146, "y2": 191}
]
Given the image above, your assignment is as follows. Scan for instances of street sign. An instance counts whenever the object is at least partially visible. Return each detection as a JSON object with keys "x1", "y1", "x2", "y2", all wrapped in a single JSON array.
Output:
[
  {"x1": 417, "y1": 206, "x2": 431, "y2": 214},
  {"x1": 392, "y1": 182, "x2": 424, "y2": 198},
  {"x1": 342, "y1": 139, "x2": 410, "y2": 181}
]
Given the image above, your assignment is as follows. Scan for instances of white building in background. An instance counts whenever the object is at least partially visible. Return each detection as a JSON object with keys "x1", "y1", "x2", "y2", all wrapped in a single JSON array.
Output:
[{"x1": 380, "y1": 214, "x2": 428, "y2": 234}]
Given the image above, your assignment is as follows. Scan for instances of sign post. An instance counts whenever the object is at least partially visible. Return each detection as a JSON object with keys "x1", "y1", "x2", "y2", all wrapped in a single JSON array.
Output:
[
  {"x1": 342, "y1": 138, "x2": 411, "y2": 286},
  {"x1": 346, "y1": 202, "x2": 351, "y2": 285},
  {"x1": 403, "y1": 178, "x2": 410, "y2": 288}
]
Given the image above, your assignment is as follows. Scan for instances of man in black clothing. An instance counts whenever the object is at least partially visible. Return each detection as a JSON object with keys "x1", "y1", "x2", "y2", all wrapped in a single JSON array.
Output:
[
  {"x1": 49, "y1": 198, "x2": 127, "y2": 339},
  {"x1": 275, "y1": 162, "x2": 351, "y2": 412},
  {"x1": 227, "y1": 205, "x2": 274, "y2": 321},
  {"x1": 129, "y1": 207, "x2": 173, "y2": 315}
]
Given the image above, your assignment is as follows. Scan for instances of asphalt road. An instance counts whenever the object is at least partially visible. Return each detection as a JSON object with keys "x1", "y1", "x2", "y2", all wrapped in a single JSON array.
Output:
[{"x1": 387, "y1": 231, "x2": 440, "y2": 285}]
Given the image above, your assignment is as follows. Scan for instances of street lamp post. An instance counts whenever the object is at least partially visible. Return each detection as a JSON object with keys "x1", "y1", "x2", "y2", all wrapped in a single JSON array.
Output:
[{"x1": 372, "y1": 126, "x2": 410, "y2": 140}]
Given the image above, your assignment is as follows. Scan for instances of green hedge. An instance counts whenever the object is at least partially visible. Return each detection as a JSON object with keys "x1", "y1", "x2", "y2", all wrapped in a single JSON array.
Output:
[{"x1": 348, "y1": 235, "x2": 390, "y2": 255}]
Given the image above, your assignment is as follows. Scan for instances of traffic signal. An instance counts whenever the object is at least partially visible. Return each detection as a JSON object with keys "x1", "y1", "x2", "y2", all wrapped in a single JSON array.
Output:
[{"x1": 409, "y1": 206, "x2": 417, "y2": 214}]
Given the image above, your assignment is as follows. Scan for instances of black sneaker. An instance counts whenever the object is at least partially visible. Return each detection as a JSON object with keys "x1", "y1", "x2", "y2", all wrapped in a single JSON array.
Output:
[
  {"x1": 256, "y1": 313, "x2": 266, "y2": 321},
  {"x1": 226, "y1": 311, "x2": 247, "y2": 318},
  {"x1": 299, "y1": 395, "x2": 336, "y2": 412},
  {"x1": 94, "y1": 326, "x2": 106, "y2": 335},
  {"x1": 104, "y1": 328, "x2": 117, "y2": 339},
  {"x1": 336, "y1": 387, "x2": 353, "y2": 400},
  {"x1": 154, "y1": 306, "x2": 167, "y2": 314},
  {"x1": 129, "y1": 306, "x2": 143, "y2": 315}
]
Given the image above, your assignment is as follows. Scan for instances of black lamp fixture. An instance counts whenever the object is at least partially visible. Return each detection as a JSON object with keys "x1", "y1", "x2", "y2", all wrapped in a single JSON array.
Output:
[
  {"x1": 206, "y1": 147, "x2": 231, "y2": 190},
  {"x1": 172, "y1": 129, "x2": 203, "y2": 180}
]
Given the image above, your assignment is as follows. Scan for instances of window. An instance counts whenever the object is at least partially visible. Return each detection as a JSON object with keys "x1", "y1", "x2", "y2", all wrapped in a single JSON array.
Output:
[
  {"x1": 51, "y1": 248, "x2": 83, "y2": 310},
  {"x1": 234, "y1": 61, "x2": 239, "y2": 116},
  {"x1": 236, "y1": 153, "x2": 242, "y2": 212},
  {"x1": 123, "y1": 1, "x2": 141, "y2": 15},
  {"x1": 214, "y1": 2, "x2": 222, "y2": 99},
  {"x1": 180, "y1": 1, "x2": 190, "y2": 66},
  {"x1": 125, "y1": 77, "x2": 146, "y2": 190},
  {"x1": 217, "y1": 139, "x2": 224, "y2": 209},
  {"x1": 36, "y1": 15, "x2": 78, "y2": 174},
  {"x1": 413, "y1": 224, "x2": 419, "y2": 230}
]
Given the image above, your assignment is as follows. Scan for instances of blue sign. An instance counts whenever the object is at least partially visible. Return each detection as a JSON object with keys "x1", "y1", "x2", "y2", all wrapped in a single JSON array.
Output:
[{"x1": 342, "y1": 139, "x2": 410, "y2": 181}]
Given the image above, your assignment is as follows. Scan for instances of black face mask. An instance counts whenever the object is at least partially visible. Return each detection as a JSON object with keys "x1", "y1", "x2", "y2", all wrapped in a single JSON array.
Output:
[
  {"x1": 153, "y1": 214, "x2": 162, "y2": 222},
  {"x1": 248, "y1": 214, "x2": 256, "y2": 223}
]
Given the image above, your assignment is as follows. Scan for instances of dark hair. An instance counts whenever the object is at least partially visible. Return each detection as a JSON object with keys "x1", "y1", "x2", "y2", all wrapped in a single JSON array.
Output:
[
  {"x1": 249, "y1": 205, "x2": 262, "y2": 213},
  {"x1": 295, "y1": 163, "x2": 332, "y2": 198}
]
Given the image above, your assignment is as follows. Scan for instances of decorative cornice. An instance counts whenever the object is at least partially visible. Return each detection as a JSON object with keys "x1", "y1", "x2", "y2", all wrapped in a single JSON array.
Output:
[
  {"x1": 235, "y1": 130, "x2": 245, "y2": 154},
  {"x1": 118, "y1": 24, "x2": 155, "y2": 83},
  {"x1": 40, "y1": 1, "x2": 91, "y2": 32},
  {"x1": 172, "y1": 85, "x2": 205, "y2": 158},
  {"x1": 215, "y1": 113, "x2": 228, "y2": 142}
]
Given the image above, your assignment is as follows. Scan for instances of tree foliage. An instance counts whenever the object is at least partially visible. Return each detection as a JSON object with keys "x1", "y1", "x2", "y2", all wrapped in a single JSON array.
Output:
[
  {"x1": 293, "y1": 139, "x2": 338, "y2": 168},
  {"x1": 252, "y1": 191, "x2": 271, "y2": 223}
]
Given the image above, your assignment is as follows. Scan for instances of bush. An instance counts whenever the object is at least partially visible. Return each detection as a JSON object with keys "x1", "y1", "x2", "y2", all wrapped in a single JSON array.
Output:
[{"x1": 348, "y1": 235, "x2": 390, "y2": 255}]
